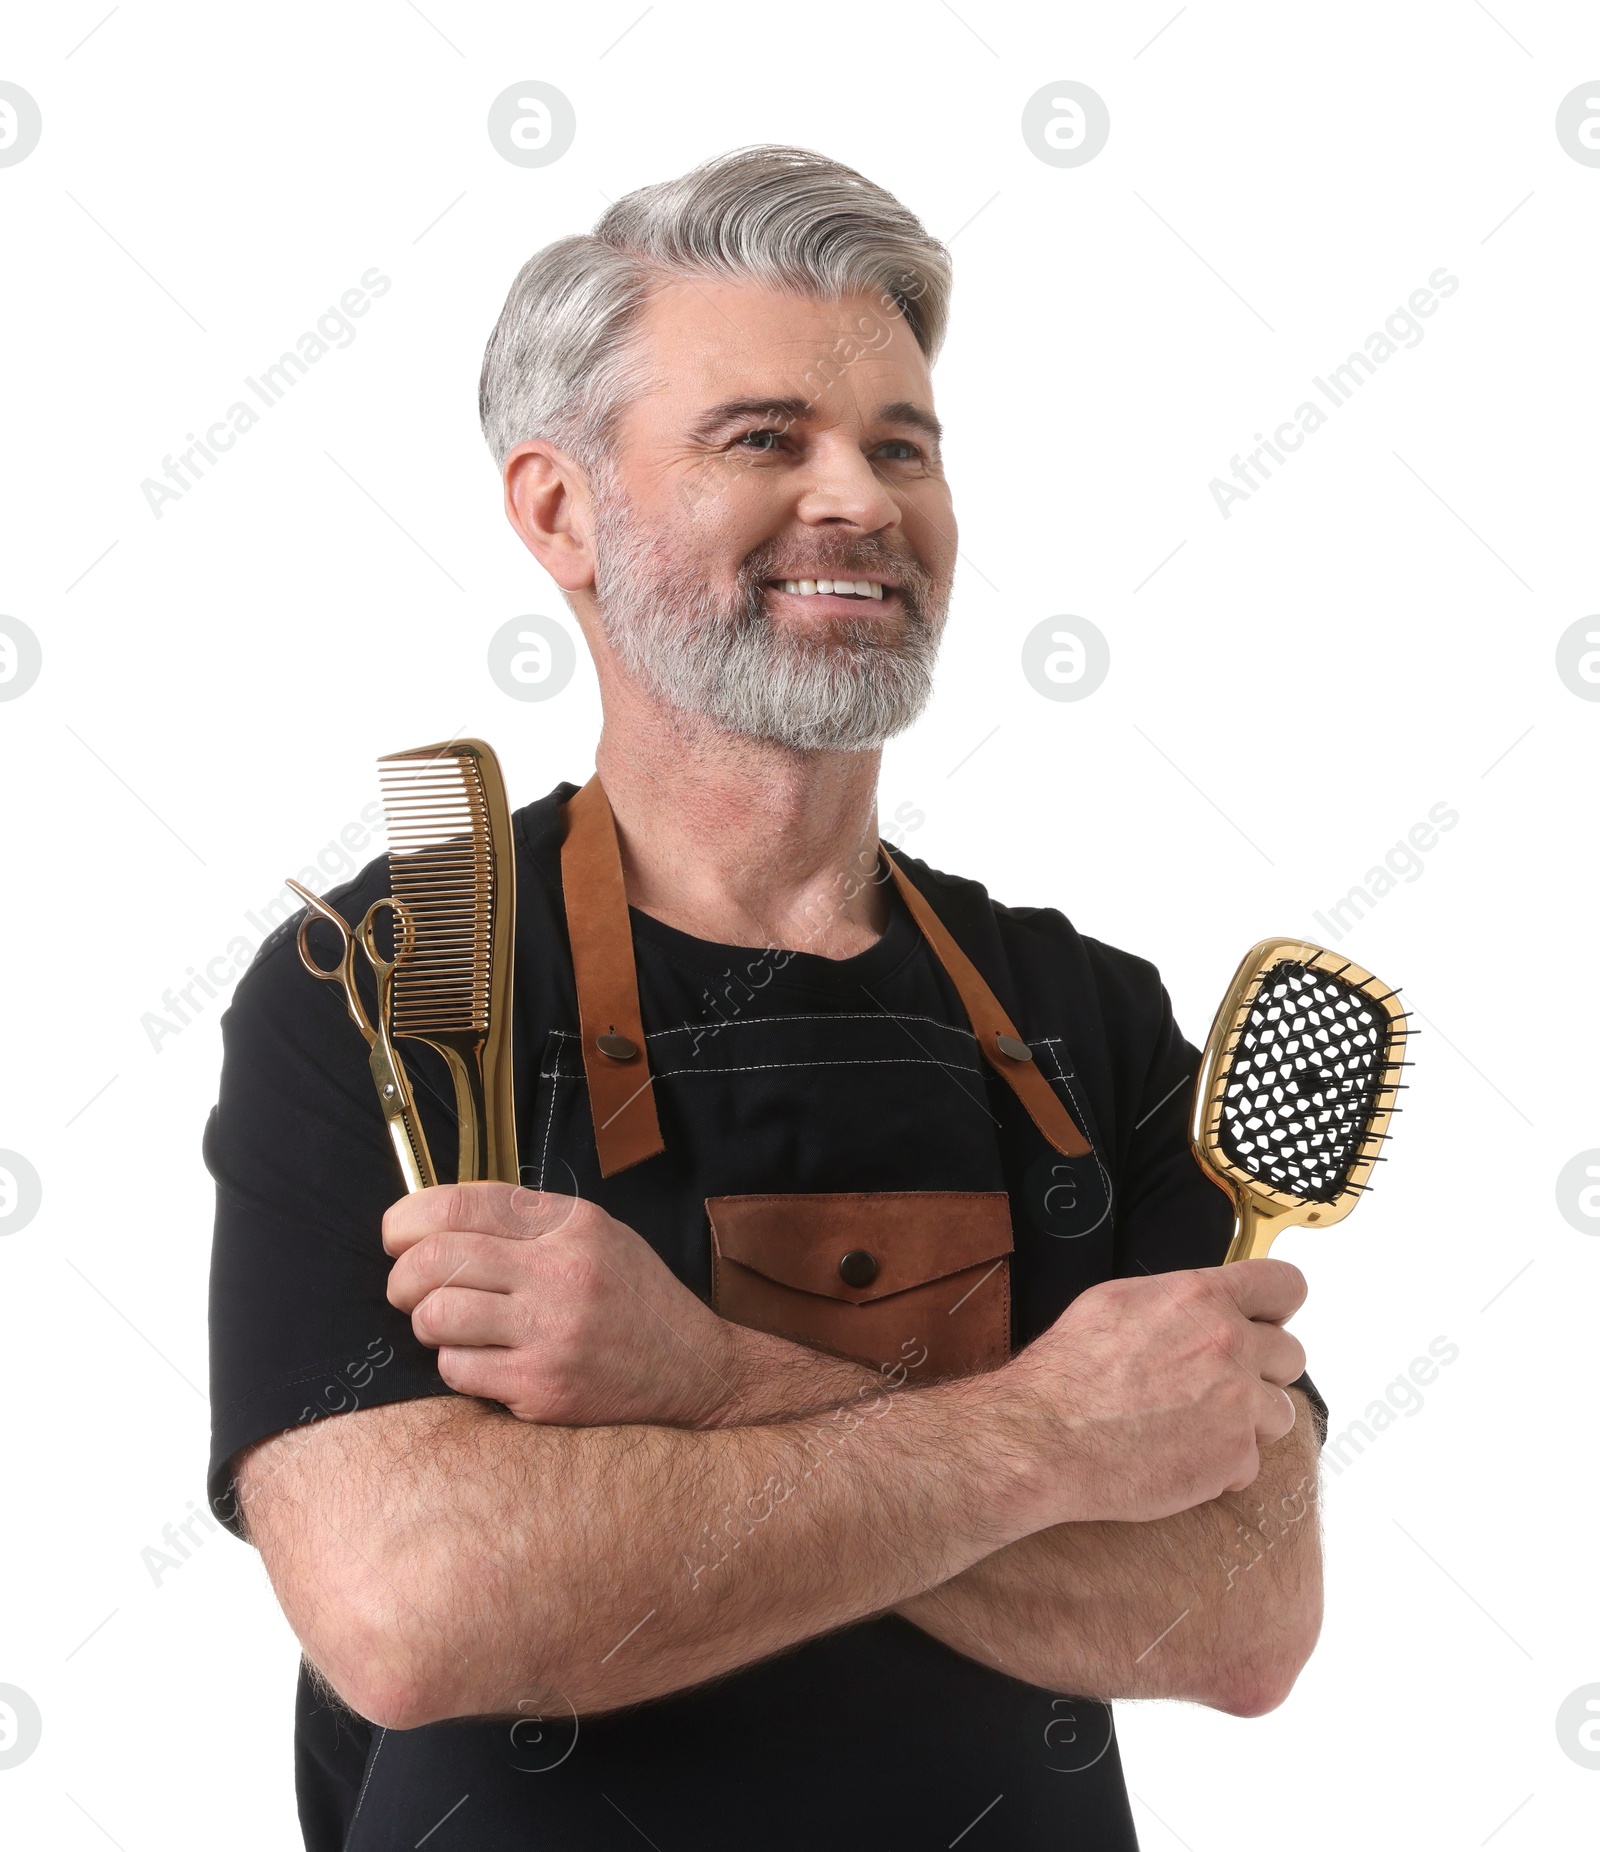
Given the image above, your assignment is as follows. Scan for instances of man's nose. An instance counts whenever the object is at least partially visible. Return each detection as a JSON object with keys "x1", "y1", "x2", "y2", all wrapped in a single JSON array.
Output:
[{"x1": 792, "y1": 432, "x2": 902, "y2": 531}]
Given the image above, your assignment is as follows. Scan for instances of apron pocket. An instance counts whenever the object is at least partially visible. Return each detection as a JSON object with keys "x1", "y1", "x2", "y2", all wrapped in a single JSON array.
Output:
[{"x1": 705, "y1": 1191, "x2": 1013, "y2": 1382}]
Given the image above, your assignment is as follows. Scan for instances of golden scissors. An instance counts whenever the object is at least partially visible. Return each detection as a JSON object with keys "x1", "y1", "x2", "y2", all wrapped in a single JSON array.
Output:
[{"x1": 284, "y1": 878, "x2": 438, "y2": 1193}]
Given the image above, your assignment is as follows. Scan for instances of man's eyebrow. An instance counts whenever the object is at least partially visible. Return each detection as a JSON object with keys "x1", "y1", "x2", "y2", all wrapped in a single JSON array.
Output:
[
  {"x1": 688, "y1": 397, "x2": 812, "y2": 442},
  {"x1": 874, "y1": 400, "x2": 942, "y2": 443},
  {"x1": 687, "y1": 396, "x2": 943, "y2": 444}
]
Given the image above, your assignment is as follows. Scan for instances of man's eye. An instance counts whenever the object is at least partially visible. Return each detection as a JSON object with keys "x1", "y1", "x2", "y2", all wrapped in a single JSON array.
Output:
[{"x1": 730, "y1": 429, "x2": 928, "y2": 462}]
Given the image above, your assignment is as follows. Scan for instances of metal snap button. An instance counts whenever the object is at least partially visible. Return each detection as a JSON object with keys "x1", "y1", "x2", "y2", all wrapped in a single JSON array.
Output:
[
  {"x1": 995, "y1": 1032, "x2": 1034, "y2": 1063},
  {"x1": 596, "y1": 1032, "x2": 639, "y2": 1060},
  {"x1": 838, "y1": 1249, "x2": 878, "y2": 1288}
]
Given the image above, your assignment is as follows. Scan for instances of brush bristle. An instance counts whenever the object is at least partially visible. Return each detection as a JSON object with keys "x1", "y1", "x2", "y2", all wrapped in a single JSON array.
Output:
[
  {"x1": 1216, "y1": 960, "x2": 1399, "y2": 1202},
  {"x1": 379, "y1": 751, "x2": 495, "y2": 1034}
]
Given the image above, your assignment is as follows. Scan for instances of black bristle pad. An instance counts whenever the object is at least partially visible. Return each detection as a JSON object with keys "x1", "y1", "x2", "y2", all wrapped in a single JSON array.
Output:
[{"x1": 1216, "y1": 961, "x2": 1391, "y2": 1202}]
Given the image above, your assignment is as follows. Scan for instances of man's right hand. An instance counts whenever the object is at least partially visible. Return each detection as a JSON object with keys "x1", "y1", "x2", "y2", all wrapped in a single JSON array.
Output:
[{"x1": 994, "y1": 1259, "x2": 1308, "y2": 1529}]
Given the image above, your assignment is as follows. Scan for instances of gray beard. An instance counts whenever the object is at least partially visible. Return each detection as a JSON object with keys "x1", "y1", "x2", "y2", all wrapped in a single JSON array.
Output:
[{"x1": 589, "y1": 486, "x2": 948, "y2": 753}]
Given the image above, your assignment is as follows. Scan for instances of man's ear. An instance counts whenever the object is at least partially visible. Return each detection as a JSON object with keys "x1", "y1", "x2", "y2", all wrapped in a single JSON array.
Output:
[{"x1": 503, "y1": 440, "x2": 596, "y2": 593}]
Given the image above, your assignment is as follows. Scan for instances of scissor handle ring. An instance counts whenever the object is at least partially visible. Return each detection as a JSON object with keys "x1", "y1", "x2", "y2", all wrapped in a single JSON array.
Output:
[
  {"x1": 359, "y1": 895, "x2": 417, "y2": 973},
  {"x1": 285, "y1": 877, "x2": 354, "y2": 980}
]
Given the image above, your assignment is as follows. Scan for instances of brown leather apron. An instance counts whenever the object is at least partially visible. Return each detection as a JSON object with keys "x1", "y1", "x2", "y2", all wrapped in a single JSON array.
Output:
[{"x1": 558, "y1": 775, "x2": 1092, "y2": 1381}]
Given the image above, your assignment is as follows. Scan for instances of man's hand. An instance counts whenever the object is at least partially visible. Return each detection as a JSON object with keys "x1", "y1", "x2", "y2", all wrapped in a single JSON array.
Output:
[
  {"x1": 1002, "y1": 1259, "x2": 1308, "y2": 1528},
  {"x1": 383, "y1": 1183, "x2": 747, "y2": 1427}
]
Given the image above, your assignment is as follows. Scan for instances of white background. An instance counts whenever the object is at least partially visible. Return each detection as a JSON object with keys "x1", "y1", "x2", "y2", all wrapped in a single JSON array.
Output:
[{"x1": 2, "y1": 2, "x2": 1596, "y2": 1846}]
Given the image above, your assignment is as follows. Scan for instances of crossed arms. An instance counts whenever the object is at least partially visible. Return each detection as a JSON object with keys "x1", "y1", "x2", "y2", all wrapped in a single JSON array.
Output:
[{"x1": 230, "y1": 1185, "x2": 1323, "y2": 1731}]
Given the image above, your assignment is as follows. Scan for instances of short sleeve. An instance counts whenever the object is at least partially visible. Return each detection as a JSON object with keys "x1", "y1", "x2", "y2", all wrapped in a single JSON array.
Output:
[
  {"x1": 203, "y1": 873, "x2": 463, "y2": 1540},
  {"x1": 1098, "y1": 948, "x2": 1329, "y2": 1451}
]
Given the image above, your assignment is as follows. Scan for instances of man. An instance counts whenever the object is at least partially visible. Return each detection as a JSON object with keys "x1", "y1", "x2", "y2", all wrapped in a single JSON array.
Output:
[{"x1": 206, "y1": 144, "x2": 1327, "y2": 1851}]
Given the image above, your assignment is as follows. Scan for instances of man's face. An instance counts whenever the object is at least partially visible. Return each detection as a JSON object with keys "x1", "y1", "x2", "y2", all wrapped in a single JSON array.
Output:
[{"x1": 585, "y1": 278, "x2": 958, "y2": 752}]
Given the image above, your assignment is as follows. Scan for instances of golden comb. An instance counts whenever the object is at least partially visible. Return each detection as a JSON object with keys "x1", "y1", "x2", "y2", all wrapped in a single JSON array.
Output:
[
  {"x1": 1191, "y1": 938, "x2": 1411, "y2": 1264},
  {"x1": 378, "y1": 737, "x2": 519, "y2": 1186}
]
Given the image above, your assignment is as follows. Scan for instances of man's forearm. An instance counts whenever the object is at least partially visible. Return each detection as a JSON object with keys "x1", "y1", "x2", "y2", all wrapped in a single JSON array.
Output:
[
  {"x1": 703, "y1": 1334, "x2": 1323, "y2": 1711},
  {"x1": 699, "y1": 1322, "x2": 886, "y2": 1424},
  {"x1": 245, "y1": 1367, "x2": 1041, "y2": 1732},
  {"x1": 895, "y1": 1387, "x2": 1323, "y2": 1712}
]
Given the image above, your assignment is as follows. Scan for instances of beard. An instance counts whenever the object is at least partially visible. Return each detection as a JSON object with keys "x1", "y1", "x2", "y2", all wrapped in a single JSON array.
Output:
[{"x1": 588, "y1": 480, "x2": 950, "y2": 754}]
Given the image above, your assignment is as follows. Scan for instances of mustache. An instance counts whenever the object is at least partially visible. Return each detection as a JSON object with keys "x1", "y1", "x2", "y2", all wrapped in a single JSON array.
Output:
[{"x1": 746, "y1": 535, "x2": 929, "y2": 581}]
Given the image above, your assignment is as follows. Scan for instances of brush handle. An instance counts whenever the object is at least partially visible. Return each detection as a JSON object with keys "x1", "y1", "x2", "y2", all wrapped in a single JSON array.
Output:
[
  {"x1": 1223, "y1": 1198, "x2": 1279, "y2": 1264},
  {"x1": 1222, "y1": 1195, "x2": 1331, "y2": 1264}
]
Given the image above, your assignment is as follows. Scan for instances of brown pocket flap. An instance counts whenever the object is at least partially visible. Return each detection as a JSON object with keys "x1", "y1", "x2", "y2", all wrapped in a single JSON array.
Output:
[{"x1": 704, "y1": 1191, "x2": 1013, "y2": 1306}]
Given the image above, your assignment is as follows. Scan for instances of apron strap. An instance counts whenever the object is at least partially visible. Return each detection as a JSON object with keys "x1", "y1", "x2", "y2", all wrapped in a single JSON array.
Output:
[
  {"x1": 559, "y1": 775, "x2": 1090, "y2": 1176},
  {"x1": 558, "y1": 777, "x2": 667, "y2": 1178},
  {"x1": 878, "y1": 846, "x2": 1091, "y2": 1160}
]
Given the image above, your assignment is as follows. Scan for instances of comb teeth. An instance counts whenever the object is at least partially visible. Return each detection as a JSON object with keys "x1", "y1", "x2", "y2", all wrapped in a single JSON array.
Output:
[{"x1": 380, "y1": 751, "x2": 495, "y2": 1034}]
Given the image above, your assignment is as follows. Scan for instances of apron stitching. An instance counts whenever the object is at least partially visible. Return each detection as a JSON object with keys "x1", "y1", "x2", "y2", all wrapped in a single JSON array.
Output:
[
  {"x1": 534, "y1": 1055, "x2": 987, "y2": 1084},
  {"x1": 546, "y1": 1013, "x2": 981, "y2": 1042},
  {"x1": 343, "y1": 1724, "x2": 387, "y2": 1846},
  {"x1": 552, "y1": 1055, "x2": 991, "y2": 1081},
  {"x1": 1031, "y1": 1034, "x2": 1077, "y2": 1077},
  {"x1": 535, "y1": 1029, "x2": 564, "y2": 1193}
]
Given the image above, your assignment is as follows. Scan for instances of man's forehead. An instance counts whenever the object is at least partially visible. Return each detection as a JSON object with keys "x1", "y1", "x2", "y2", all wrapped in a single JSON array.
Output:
[{"x1": 631, "y1": 274, "x2": 934, "y2": 421}]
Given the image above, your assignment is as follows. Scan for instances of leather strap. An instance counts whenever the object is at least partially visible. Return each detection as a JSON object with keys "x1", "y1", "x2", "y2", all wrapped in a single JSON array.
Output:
[
  {"x1": 558, "y1": 777, "x2": 666, "y2": 1177},
  {"x1": 558, "y1": 775, "x2": 1090, "y2": 1174},
  {"x1": 878, "y1": 846, "x2": 1091, "y2": 1159}
]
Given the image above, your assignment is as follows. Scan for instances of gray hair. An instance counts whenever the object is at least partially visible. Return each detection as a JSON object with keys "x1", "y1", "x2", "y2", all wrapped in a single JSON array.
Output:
[{"x1": 477, "y1": 144, "x2": 952, "y2": 479}]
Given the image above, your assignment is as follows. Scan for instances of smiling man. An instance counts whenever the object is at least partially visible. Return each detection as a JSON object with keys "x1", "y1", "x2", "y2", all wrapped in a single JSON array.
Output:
[{"x1": 205, "y1": 145, "x2": 1328, "y2": 1852}]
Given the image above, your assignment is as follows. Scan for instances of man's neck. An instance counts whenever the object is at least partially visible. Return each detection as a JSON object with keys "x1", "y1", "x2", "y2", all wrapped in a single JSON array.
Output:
[{"x1": 593, "y1": 698, "x2": 891, "y2": 961}]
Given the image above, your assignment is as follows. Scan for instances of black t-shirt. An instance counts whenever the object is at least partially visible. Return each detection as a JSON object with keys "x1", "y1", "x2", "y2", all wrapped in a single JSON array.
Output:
[{"x1": 205, "y1": 779, "x2": 1327, "y2": 1852}]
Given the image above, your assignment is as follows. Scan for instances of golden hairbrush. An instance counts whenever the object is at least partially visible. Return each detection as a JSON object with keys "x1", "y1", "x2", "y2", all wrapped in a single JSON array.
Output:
[
  {"x1": 1191, "y1": 939, "x2": 1411, "y2": 1264},
  {"x1": 378, "y1": 737, "x2": 519, "y2": 1187}
]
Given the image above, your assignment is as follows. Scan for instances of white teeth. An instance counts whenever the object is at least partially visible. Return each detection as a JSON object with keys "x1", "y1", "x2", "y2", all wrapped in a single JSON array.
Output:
[{"x1": 777, "y1": 579, "x2": 886, "y2": 600}]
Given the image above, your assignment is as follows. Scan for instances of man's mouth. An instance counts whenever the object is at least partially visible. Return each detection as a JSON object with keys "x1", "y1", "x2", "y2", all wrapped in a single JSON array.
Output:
[{"x1": 764, "y1": 577, "x2": 896, "y2": 603}]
